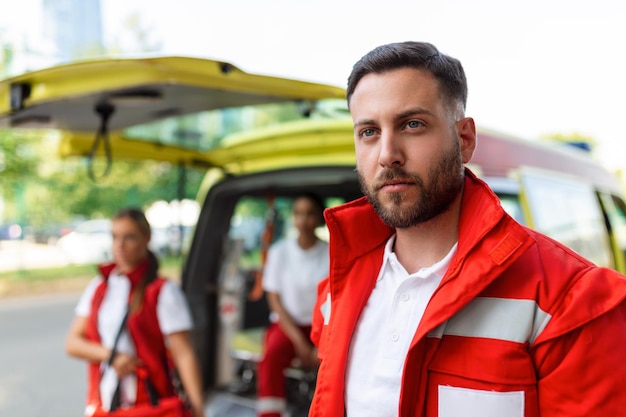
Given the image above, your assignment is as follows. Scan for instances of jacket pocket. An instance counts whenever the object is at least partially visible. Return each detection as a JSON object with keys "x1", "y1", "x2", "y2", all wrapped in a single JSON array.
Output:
[
  {"x1": 439, "y1": 386, "x2": 523, "y2": 417},
  {"x1": 426, "y1": 336, "x2": 538, "y2": 417}
]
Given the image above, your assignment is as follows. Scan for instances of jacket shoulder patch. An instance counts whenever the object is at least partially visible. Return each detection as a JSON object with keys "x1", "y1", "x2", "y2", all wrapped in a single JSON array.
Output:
[{"x1": 490, "y1": 232, "x2": 524, "y2": 265}]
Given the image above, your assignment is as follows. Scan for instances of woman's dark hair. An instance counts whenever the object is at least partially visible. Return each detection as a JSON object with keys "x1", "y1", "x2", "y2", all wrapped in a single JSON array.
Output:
[
  {"x1": 294, "y1": 192, "x2": 326, "y2": 225},
  {"x1": 346, "y1": 41, "x2": 468, "y2": 116},
  {"x1": 113, "y1": 207, "x2": 159, "y2": 312}
]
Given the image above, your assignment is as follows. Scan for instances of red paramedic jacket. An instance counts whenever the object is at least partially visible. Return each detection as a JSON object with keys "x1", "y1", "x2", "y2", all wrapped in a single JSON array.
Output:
[{"x1": 310, "y1": 170, "x2": 626, "y2": 417}]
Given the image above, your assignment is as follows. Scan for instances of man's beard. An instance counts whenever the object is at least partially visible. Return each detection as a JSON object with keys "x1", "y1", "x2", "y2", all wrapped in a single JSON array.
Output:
[{"x1": 358, "y1": 141, "x2": 465, "y2": 229}]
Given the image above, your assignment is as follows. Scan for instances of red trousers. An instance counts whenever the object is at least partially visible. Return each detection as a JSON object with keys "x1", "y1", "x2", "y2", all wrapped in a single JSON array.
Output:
[{"x1": 257, "y1": 322, "x2": 312, "y2": 417}]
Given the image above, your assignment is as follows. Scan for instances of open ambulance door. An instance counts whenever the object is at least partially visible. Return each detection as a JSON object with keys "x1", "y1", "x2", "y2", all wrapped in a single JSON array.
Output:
[{"x1": 0, "y1": 55, "x2": 346, "y2": 174}]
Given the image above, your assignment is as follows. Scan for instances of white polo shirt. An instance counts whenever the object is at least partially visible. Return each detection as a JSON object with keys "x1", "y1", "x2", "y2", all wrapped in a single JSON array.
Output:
[
  {"x1": 262, "y1": 237, "x2": 329, "y2": 325},
  {"x1": 345, "y1": 236, "x2": 457, "y2": 417},
  {"x1": 75, "y1": 270, "x2": 193, "y2": 410}
]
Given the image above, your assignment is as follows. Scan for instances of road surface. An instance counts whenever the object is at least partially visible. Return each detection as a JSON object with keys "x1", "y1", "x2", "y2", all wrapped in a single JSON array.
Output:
[
  {"x1": 0, "y1": 293, "x2": 85, "y2": 417},
  {"x1": 0, "y1": 290, "x2": 314, "y2": 417}
]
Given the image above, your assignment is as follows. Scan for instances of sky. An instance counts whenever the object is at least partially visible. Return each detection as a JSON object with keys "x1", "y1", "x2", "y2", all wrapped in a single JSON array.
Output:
[{"x1": 2, "y1": 0, "x2": 626, "y2": 170}]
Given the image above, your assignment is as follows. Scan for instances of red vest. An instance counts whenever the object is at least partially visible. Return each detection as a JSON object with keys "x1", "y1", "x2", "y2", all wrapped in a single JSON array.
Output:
[{"x1": 85, "y1": 261, "x2": 175, "y2": 410}]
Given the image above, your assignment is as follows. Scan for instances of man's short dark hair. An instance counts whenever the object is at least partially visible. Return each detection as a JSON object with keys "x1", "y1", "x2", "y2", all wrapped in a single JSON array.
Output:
[{"x1": 346, "y1": 41, "x2": 468, "y2": 116}]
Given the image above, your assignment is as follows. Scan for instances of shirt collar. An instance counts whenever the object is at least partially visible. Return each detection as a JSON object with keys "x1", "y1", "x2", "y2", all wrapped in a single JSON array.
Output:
[{"x1": 378, "y1": 234, "x2": 458, "y2": 281}]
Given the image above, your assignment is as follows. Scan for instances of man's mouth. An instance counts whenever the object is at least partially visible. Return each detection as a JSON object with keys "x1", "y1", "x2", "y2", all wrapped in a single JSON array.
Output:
[{"x1": 376, "y1": 178, "x2": 414, "y2": 192}]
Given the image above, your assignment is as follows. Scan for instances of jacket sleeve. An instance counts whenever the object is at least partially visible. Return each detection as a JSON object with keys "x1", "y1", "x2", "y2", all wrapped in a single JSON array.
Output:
[
  {"x1": 534, "y1": 301, "x2": 626, "y2": 415},
  {"x1": 310, "y1": 276, "x2": 330, "y2": 349}
]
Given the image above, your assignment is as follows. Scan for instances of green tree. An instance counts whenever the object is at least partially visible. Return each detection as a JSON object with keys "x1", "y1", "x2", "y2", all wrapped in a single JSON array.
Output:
[
  {"x1": 0, "y1": 129, "x2": 46, "y2": 230},
  {"x1": 39, "y1": 157, "x2": 204, "y2": 219}
]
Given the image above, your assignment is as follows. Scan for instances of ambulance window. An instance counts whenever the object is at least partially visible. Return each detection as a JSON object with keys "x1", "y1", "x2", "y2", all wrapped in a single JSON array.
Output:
[
  {"x1": 597, "y1": 193, "x2": 626, "y2": 266},
  {"x1": 520, "y1": 171, "x2": 613, "y2": 268},
  {"x1": 609, "y1": 195, "x2": 626, "y2": 250},
  {"x1": 496, "y1": 193, "x2": 524, "y2": 224},
  {"x1": 228, "y1": 197, "x2": 270, "y2": 270}
]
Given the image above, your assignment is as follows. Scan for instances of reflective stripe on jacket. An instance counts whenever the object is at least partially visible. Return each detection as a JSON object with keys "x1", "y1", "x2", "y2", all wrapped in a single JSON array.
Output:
[{"x1": 310, "y1": 169, "x2": 626, "y2": 417}]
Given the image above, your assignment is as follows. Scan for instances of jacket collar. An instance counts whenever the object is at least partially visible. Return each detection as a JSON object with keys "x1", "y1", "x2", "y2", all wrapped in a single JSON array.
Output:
[
  {"x1": 323, "y1": 194, "x2": 393, "y2": 268},
  {"x1": 325, "y1": 168, "x2": 534, "y2": 308},
  {"x1": 324, "y1": 168, "x2": 517, "y2": 261}
]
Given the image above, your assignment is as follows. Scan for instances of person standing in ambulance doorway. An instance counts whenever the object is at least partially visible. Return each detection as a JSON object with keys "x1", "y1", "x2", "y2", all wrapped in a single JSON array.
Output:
[{"x1": 309, "y1": 41, "x2": 626, "y2": 417}]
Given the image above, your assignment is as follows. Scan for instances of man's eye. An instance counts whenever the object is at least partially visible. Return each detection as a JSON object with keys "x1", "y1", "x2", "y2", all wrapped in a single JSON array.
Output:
[
  {"x1": 361, "y1": 128, "x2": 375, "y2": 137},
  {"x1": 407, "y1": 120, "x2": 423, "y2": 129}
]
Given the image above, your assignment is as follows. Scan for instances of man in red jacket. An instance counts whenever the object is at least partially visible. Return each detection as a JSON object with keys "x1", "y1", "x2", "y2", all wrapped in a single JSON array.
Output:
[{"x1": 309, "y1": 41, "x2": 626, "y2": 417}]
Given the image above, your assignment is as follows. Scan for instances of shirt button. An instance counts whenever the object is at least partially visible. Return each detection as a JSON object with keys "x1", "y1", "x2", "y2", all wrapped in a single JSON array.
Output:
[
  {"x1": 400, "y1": 293, "x2": 410, "y2": 302},
  {"x1": 391, "y1": 332, "x2": 399, "y2": 342}
]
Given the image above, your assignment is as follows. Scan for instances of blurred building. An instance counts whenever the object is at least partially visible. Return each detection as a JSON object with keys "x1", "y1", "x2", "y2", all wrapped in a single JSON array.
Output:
[
  {"x1": 1, "y1": 0, "x2": 104, "y2": 77},
  {"x1": 42, "y1": 0, "x2": 103, "y2": 62}
]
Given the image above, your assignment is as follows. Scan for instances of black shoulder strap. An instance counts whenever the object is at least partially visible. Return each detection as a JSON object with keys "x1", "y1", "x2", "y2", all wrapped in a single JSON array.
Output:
[
  {"x1": 107, "y1": 309, "x2": 129, "y2": 366},
  {"x1": 107, "y1": 309, "x2": 160, "y2": 411},
  {"x1": 106, "y1": 309, "x2": 129, "y2": 412}
]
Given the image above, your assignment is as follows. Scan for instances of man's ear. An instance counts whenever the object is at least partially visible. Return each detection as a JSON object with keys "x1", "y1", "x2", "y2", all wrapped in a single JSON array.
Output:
[{"x1": 457, "y1": 117, "x2": 477, "y2": 164}]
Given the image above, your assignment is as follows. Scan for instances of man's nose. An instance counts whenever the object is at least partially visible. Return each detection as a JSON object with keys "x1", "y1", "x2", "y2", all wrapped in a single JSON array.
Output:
[{"x1": 378, "y1": 131, "x2": 404, "y2": 167}]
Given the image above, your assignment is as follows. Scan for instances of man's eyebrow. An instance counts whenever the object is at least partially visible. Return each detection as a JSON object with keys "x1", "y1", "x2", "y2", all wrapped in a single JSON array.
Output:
[
  {"x1": 353, "y1": 118, "x2": 376, "y2": 128},
  {"x1": 395, "y1": 107, "x2": 434, "y2": 121},
  {"x1": 353, "y1": 107, "x2": 435, "y2": 128}
]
